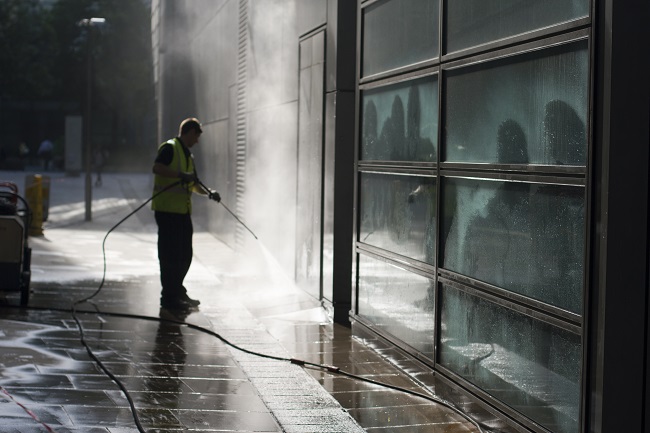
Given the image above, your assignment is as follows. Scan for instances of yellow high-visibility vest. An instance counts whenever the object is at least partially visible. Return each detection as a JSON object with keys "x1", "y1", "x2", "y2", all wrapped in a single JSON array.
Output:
[{"x1": 151, "y1": 138, "x2": 195, "y2": 214}]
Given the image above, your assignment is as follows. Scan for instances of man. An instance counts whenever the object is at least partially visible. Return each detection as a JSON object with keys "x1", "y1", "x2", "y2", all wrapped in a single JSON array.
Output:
[
  {"x1": 38, "y1": 139, "x2": 54, "y2": 171},
  {"x1": 152, "y1": 117, "x2": 220, "y2": 310}
]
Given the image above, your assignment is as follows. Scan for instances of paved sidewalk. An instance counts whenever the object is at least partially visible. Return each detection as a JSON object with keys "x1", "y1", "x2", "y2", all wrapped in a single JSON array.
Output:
[{"x1": 0, "y1": 170, "x2": 490, "y2": 433}]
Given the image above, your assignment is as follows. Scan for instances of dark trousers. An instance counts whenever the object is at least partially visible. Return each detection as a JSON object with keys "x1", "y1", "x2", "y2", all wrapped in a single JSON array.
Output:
[{"x1": 155, "y1": 211, "x2": 193, "y2": 301}]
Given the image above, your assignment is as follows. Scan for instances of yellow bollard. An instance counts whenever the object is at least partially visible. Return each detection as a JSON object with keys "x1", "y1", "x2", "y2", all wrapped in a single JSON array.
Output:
[
  {"x1": 25, "y1": 174, "x2": 44, "y2": 236},
  {"x1": 40, "y1": 175, "x2": 50, "y2": 221}
]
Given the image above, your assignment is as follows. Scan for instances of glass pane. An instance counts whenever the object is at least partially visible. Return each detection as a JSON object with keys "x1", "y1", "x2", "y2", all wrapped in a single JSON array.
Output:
[
  {"x1": 360, "y1": 173, "x2": 436, "y2": 264},
  {"x1": 295, "y1": 32, "x2": 325, "y2": 299},
  {"x1": 361, "y1": 75, "x2": 438, "y2": 162},
  {"x1": 444, "y1": 41, "x2": 588, "y2": 166},
  {"x1": 363, "y1": 0, "x2": 439, "y2": 77},
  {"x1": 322, "y1": 92, "x2": 337, "y2": 303},
  {"x1": 440, "y1": 284, "x2": 581, "y2": 433},
  {"x1": 445, "y1": 0, "x2": 589, "y2": 53},
  {"x1": 358, "y1": 254, "x2": 435, "y2": 356},
  {"x1": 441, "y1": 177, "x2": 584, "y2": 314}
]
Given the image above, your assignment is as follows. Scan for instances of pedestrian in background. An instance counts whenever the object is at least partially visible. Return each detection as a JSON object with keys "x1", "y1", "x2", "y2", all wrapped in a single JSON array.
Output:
[
  {"x1": 37, "y1": 139, "x2": 54, "y2": 171},
  {"x1": 94, "y1": 146, "x2": 108, "y2": 186},
  {"x1": 18, "y1": 142, "x2": 29, "y2": 169}
]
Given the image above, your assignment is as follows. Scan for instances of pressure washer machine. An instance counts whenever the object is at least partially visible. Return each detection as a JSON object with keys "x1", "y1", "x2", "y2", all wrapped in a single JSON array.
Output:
[{"x1": 0, "y1": 182, "x2": 31, "y2": 305}]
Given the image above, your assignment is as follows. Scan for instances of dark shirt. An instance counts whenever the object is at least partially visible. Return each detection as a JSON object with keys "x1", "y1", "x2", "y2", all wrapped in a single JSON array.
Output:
[{"x1": 155, "y1": 137, "x2": 192, "y2": 169}]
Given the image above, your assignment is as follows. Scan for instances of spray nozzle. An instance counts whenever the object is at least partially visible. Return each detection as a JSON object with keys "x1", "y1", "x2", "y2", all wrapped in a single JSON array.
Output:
[{"x1": 208, "y1": 191, "x2": 221, "y2": 202}]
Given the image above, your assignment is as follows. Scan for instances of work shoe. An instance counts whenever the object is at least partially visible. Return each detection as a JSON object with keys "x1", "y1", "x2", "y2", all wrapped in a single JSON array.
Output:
[
  {"x1": 180, "y1": 293, "x2": 200, "y2": 307},
  {"x1": 161, "y1": 296, "x2": 198, "y2": 311},
  {"x1": 160, "y1": 298, "x2": 191, "y2": 311}
]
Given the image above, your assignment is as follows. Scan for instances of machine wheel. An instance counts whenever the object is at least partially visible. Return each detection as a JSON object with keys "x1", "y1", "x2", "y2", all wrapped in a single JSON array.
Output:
[
  {"x1": 20, "y1": 271, "x2": 30, "y2": 306},
  {"x1": 20, "y1": 247, "x2": 31, "y2": 306}
]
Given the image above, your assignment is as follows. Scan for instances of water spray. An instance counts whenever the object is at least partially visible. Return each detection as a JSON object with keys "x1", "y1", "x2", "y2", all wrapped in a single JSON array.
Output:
[{"x1": 6, "y1": 176, "x2": 489, "y2": 433}]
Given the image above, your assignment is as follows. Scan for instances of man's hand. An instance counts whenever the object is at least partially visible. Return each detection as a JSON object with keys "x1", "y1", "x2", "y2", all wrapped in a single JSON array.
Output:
[
  {"x1": 208, "y1": 190, "x2": 221, "y2": 202},
  {"x1": 179, "y1": 172, "x2": 197, "y2": 184}
]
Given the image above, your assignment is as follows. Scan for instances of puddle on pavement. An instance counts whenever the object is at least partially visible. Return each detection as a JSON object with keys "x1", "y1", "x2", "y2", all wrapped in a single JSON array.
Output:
[{"x1": 0, "y1": 319, "x2": 81, "y2": 385}]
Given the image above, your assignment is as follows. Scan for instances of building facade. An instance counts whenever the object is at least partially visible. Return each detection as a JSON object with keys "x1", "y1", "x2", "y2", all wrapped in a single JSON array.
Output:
[{"x1": 152, "y1": 1, "x2": 650, "y2": 432}]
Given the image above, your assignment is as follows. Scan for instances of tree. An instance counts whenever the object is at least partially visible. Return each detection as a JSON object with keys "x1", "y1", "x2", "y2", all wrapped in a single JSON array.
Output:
[
  {"x1": 91, "y1": 0, "x2": 155, "y2": 147},
  {"x1": 0, "y1": 0, "x2": 57, "y2": 99},
  {"x1": 0, "y1": 0, "x2": 154, "y2": 168},
  {"x1": 48, "y1": 0, "x2": 155, "y2": 161}
]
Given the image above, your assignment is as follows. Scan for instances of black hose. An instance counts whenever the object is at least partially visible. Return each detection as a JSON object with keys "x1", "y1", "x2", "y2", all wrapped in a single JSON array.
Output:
[
  {"x1": 73, "y1": 180, "x2": 182, "y2": 305},
  {"x1": 70, "y1": 311, "x2": 147, "y2": 431},
  {"x1": 11, "y1": 178, "x2": 492, "y2": 433},
  {"x1": 0, "y1": 191, "x2": 33, "y2": 237},
  {"x1": 68, "y1": 179, "x2": 183, "y2": 432},
  {"x1": 12, "y1": 304, "x2": 492, "y2": 433}
]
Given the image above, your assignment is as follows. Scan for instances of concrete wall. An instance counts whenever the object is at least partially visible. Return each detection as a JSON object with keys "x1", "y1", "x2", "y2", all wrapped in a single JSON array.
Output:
[
  {"x1": 155, "y1": 0, "x2": 356, "y2": 322},
  {"x1": 156, "y1": 0, "x2": 300, "y2": 276}
]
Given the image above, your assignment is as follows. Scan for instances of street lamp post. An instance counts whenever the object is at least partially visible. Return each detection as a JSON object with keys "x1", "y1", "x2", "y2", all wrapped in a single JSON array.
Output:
[{"x1": 78, "y1": 17, "x2": 106, "y2": 222}]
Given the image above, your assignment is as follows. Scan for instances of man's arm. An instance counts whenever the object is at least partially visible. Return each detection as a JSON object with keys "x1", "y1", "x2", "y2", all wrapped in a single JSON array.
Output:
[
  {"x1": 188, "y1": 176, "x2": 220, "y2": 201},
  {"x1": 152, "y1": 162, "x2": 181, "y2": 179},
  {"x1": 152, "y1": 143, "x2": 195, "y2": 182},
  {"x1": 153, "y1": 162, "x2": 196, "y2": 184},
  {"x1": 192, "y1": 182, "x2": 210, "y2": 195}
]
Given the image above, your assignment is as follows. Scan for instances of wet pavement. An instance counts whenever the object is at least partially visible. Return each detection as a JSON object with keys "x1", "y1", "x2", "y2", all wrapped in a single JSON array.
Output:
[{"x1": 0, "y1": 170, "x2": 511, "y2": 432}]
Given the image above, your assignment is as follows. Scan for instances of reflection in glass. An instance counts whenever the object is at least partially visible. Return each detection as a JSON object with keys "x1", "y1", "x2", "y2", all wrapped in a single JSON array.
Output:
[
  {"x1": 362, "y1": 76, "x2": 437, "y2": 162},
  {"x1": 441, "y1": 177, "x2": 585, "y2": 313},
  {"x1": 360, "y1": 173, "x2": 436, "y2": 266},
  {"x1": 445, "y1": 0, "x2": 588, "y2": 53},
  {"x1": 358, "y1": 254, "x2": 434, "y2": 356},
  {"x1": 496, "y1": 119, "x2": 528, "y2": 163},
  {"x1": 363, "y1": 0, "x2": 439, "y2": 77},
  {"x1": 444, "y1": 41, "x2": 588, "y2": 165},
  {"x1": 543, "y1": 100, "x2": 586, "y2": 165},
  {"x1": 440, "y1": 284, "x2": 580, "y2": 433}
]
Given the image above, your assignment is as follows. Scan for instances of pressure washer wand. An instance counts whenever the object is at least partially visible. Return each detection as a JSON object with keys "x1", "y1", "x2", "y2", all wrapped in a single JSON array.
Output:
[
  {"x1": 220, "y1": 201, "x2": 258, "y2": 240},
  {"x1": 197, "y1": 179, "x2": 258, "y2": 240}
]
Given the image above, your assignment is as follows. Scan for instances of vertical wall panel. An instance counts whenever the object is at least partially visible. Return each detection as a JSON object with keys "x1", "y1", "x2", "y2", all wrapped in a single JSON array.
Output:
[
  {"x1": 235, "y1": 0, "x2": 250, "y2": 245},
  {"x1": 588, "y1": 1, "x2": 650, "y2": 432}
]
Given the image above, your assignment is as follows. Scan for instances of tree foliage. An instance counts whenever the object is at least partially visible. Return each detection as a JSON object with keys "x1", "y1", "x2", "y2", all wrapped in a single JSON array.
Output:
[
  {"x1": 48, "y1": 0, "x2": 154, "y2": 117},
  {"x1": 0, "y1": 0, "x2": 58, "y2": 99},
  {"x1": 1, "y1": 0, "x2": 154, "y2": 147}
]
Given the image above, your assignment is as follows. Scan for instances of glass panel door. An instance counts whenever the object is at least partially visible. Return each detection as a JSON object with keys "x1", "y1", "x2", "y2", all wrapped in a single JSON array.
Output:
[{"x1": 296, "y1": 31, "x2": 325, "y2": 299}]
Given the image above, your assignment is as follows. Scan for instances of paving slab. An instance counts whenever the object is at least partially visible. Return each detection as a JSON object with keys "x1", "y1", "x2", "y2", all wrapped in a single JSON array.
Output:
[{"x1": 0, "y1": 170, "x2": 501, "y2": 433}]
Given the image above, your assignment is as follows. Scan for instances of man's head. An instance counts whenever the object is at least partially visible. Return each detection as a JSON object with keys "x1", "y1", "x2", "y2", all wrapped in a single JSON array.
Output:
[{"x1": 178, "y1": 117, "x2": 202, "y2": 147}]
